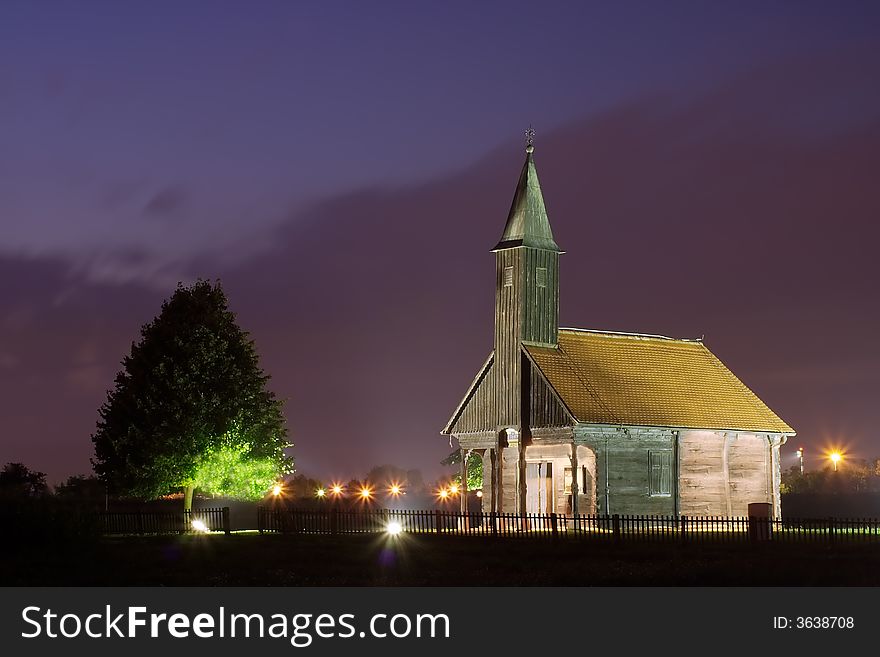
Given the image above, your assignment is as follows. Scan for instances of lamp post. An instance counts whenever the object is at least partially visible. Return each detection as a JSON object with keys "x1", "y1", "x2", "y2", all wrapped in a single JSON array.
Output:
[
  {"x1": 830, "y1": 452, "x2": 842, "y2": 472},
  {"x1": 796, "y1": 447, "x2": 804, "y2": 475}
]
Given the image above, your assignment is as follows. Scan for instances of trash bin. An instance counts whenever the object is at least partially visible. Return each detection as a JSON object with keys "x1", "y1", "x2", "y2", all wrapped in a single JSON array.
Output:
[{"x1": 748, "y1": 502, "x2": 773, "y2": 542}]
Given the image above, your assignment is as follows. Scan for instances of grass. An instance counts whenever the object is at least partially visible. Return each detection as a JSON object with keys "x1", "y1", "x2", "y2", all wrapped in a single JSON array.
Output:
[{"x1": 4, "y1": 532, "x2": 880, "y2": 586}]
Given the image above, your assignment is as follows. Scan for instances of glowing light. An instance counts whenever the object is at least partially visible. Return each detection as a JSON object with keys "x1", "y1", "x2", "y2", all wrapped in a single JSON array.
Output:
[
  {"x1": 272, "y1": 484, "x2": 282, "y2": 497},
  {"x1": 475, "y1": 490, "x2": 483, "y2": 498},
  {"x1": 331, "y1": 484, "x2": 343, "y2": 496},
  {"x1": 449, "y1": 483, "x2": 459, "y2": 495},
  {"x1": 386, "y1": 521, "x2": 403, "y2": 536},
  {"x1": 191, "y1": 519, "x2": 209, "y2": 533},
  {"x1": 316, "y1": 488, "x2": 326, "y2": 498},
  {"x1": 438, "y1": 488, "x2": 449, "y2": 499},
  {"x1": 830, "y1": 451, "x2": 843, "y2": 471},
  {"x1": 360, "y1": 487, "x2": 372, "y2": 499},
  {"x1": 389, "y1": 484, "x2": 402, "y2": 497}
]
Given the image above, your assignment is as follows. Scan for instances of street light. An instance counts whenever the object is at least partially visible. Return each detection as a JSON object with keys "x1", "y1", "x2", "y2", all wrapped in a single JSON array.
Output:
[
  {"x1": 315, "y1": 487, "x2": 326, "y2": 498},
  {"x1": 272, "y1": 484, "x2": 282, "y2": 497},
  {"x1": 830, "y1": 452, "x2": 842, "y2": 472},
  {"x1": 796, "y1": 447, "x2": 804, "y2": 475}
]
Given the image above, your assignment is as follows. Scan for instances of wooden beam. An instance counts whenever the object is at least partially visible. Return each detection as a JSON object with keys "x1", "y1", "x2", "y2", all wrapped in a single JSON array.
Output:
[
  {"x1": 570, "y1": 442, "x2": 579, "y2": 518},
  {"x1": 496, "y1": 439, "x2": 504, "y2": 514},
  {"x1": 490, "y1": 447, "x2": 498, "y2": 514},
  {"x1": 460, "y1": 448, "x2": 469, "y2": 514},
  {"x1": 518, "y1": 436, "x2": 527, "y2": 518}
]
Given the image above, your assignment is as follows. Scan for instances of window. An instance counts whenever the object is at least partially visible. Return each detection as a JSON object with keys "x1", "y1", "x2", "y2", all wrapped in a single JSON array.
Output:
[
  {"x1": 503, "y1": 266, "x2": 513, "y2": 287},
  {"x1": 649, "y1": 451, "x2": 673, "y2": 496},
  {"x1": 536, "y1": 267, "x2": 547, "y2": 288}
]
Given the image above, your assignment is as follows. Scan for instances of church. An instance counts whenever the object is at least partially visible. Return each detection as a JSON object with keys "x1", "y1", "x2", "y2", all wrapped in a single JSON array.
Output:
[{"x1": 442, "y1": 140, "x2": 795, "y2": 519}]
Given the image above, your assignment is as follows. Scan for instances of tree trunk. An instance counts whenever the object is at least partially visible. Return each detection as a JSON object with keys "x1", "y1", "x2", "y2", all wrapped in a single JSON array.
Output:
[{"x1": 184, "y1": 485, "x2": 194, "y2": 512}]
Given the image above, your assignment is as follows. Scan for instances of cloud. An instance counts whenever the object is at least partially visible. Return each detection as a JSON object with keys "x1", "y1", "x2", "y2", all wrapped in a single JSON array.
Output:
[
  {"x1": 143, "y1": 184, "x2": 189, "y2": 219},
  {"x1": 3, "y1": 47, "x2": 880, "y2": 485}
]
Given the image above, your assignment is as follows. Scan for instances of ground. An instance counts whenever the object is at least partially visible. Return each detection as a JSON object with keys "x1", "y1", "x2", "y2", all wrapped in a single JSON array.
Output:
[{"x1": 3, "y1": 534, "x2": 879, "y2": 586}]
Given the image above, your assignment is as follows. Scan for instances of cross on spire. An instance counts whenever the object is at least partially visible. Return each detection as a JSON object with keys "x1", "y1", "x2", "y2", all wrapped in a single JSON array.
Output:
[{"x1": 525, "y1": 125, "x2": 535, "y2": 153}]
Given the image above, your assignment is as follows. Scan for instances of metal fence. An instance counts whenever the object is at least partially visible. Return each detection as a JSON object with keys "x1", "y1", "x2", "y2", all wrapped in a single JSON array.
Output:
[
  {"x1": 100, "y1": 507, "x2": 230, "y2": 535},
  {"x1": 257, "y1": 507, "x2": 880, "y2": 544}
]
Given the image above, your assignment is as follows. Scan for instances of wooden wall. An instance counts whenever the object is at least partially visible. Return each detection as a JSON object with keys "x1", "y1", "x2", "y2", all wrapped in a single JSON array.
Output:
[
  {"x1": 727, "y1": 433, "x2": 771, "y2": 516},
  {"x1": 464, "y1": 427, "x2": 782, "y2": 517},
  {"x1": 585, "y1": 429, "x2": 678, "y2": 516},
  {"x1": 679, "y1": 430, "x2": 774, "y2": 516}
]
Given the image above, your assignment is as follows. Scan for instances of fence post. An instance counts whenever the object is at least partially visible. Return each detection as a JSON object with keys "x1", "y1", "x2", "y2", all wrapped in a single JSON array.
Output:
[
  {"x1": 612, "y1": 514, "x2": 621, "y2": 544},
  {"x1": 435, "y1": 509, "x2": 442, "y2": 534},
  {"x1": 828, "y1": 517, "x2": 835, "y2": 545},
  {"x1": 137, "y1": 511, "x2": 145, "y2": 536},
  {"x1": 490, "y1": 511, "x2": 497, "y2": 537},
  {"x1": 222, "y1": 507, "x2": 231, "y2": 536},
  {"x1": 331, "y1": 508, "x2": 339, "y2": 536},
  {"x1": 550, "y1": 512, "x2": 558, "y2": 539},
  {"x1": 680, "y1": 515, "x2": 687, "y2": 543}
]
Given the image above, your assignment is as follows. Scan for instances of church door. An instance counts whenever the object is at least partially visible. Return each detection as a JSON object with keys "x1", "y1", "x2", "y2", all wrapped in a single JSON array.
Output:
[{"x1": 525, "y1": 462, "x2": 553, "y2": 515}]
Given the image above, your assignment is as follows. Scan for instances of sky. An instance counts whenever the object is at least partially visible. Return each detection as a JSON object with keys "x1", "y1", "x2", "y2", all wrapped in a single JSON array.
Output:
[{"x1": 1, "y1": 1, "x2": 879, "y2": 486}]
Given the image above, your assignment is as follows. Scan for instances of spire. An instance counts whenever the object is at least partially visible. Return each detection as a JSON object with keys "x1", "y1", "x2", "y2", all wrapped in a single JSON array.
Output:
[{"x1": 492, "y1": 133, "x2": 561, "y2": 252}]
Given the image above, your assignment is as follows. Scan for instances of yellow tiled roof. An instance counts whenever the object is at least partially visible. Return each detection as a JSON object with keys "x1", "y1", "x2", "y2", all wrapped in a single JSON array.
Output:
[{"x1": 525, "y1": 329, "x2": 794, "y2": 434}]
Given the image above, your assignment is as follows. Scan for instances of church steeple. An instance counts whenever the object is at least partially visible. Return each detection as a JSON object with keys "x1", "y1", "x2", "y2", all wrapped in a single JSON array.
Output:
[
  {"x1": 492, "y1": 146, "x2": 561, "y2": 253},
  {"x1": 492, "y1": 136, "x2": 562, "y2": 427}
]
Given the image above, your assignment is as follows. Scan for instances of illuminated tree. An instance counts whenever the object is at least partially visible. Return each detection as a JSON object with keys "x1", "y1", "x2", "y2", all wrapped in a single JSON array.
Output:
[
  {"x1": 91, "y1": 280, "x2": 292, "y2": 510},
  {"x1": 442, "y1": 449, "x2": 483, "y2": 490}
]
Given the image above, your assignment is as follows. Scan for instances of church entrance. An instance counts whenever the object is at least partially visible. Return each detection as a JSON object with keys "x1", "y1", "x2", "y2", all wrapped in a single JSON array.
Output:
[{"x1": 525, "y1": 462, "x2": 553, "y2": 515}]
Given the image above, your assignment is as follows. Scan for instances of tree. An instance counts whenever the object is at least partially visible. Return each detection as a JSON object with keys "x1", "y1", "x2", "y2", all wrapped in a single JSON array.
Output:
[
  {"x1": 442, "y1": 449, "x2": 483, "y2": 490},
  {"x1": 91, "y1": 280, "x2": 292, "y2": 510},
  {"x1": 781, "y1": 459, "x2": 880, "y2": 495},
  {"x1": 54, "y1": 474, "x2": 107, "y2": 510},
  {"x1": 0, "y1": 462, "x2": 48, "y2": 498},
  {"x1": 365, "y1": 464, "x2": 410, "y2": 488}
]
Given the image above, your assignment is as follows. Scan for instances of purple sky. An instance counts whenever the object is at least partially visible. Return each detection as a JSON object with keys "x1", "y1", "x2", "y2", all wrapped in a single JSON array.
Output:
[{"x1": 1, "y1": 1, "x2": 879, "y2": 486}]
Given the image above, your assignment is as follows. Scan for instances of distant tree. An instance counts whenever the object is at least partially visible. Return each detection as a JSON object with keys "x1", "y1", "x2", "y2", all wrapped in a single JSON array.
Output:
[
  {"x1": 404, "y1": 469, "x2": 427, "y2": 496},
  {"x1": 54, "y1": 474, "x2": 107, "y2": 509},
  {"x1": 91, "y1": 280, "x2": 292, "y2": 510},
  {"x1": 781, "y1": 459, "x2": 879, "y2": 495},
  {"x1": 442, "y1": 449, "x2": 483, "y2": 490},
  {"x1": 0, "y1": 463, "x2": 48, "y2": 498},
  {"x1": 365, "y1": 464, "x2": 410, "y2": 488},
  {"x1": 287, "y1": 474, "x2": 324, "y2": 499}
]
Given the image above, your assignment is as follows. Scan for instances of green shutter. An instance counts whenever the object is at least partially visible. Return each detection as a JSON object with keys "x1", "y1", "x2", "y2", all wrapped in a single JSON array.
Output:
[{"x1": 649, "y1": 451, "x2": 672, "y2": 496}]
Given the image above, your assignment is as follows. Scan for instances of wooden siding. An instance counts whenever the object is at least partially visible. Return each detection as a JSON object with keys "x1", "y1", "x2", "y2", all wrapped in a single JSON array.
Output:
[
  {"x1": 449, "y1": 340, "x2": 574, "y2": 435},
  {"x1": 493, "y1": 246, "x2": 559, "y2": 428},
  {"x1": 530, "y1": 362, "x2": 571, "y2": 428},
  {"x1": 579, "y1": 427, "x2": 677, "y2": 516},
  {"x1": 727, "y1": 433, "x2": 771, "y2": 516},
  {"x1": 448, "y1": 362, "x2": 497, "y2": 435},
  {"x1": 494, "y1": 249, "x2": 522, "y2": 428},
  {"x1": 679, "y1": 430, "x2": 727, "y2": 515},
  {"x1": 520, "y1": 248, "x2": 558, "y2": 346},
  {"x1": 679, "y1": 430, "x2": 774, "y2": 516}
]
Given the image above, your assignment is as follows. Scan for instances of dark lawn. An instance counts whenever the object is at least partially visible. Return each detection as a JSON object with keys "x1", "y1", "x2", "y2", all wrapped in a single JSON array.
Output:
[{"x1": 2, "y1": 533, "x2": 878, "y2": 586}]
